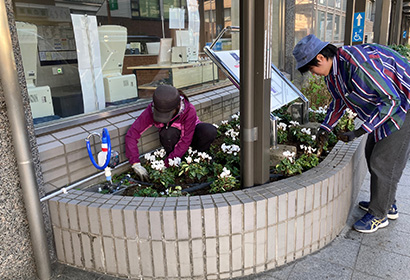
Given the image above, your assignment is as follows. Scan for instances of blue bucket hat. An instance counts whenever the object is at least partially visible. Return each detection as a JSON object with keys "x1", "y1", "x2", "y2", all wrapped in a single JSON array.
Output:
[{"x1": 293, "y1": 34, "x2": 329, "y2": 70}]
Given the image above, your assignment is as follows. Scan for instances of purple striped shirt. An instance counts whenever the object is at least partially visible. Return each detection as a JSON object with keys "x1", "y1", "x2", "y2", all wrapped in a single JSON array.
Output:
[{"x1": 321, "y1": 44, "x2": 410, "y2": 142}]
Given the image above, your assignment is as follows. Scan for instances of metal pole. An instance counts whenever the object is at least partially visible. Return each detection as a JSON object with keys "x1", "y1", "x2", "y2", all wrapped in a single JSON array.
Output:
[
  {"x1": 240, "y1": 0, "x2": 255, "y2": 188},
  {"x1": 0, "y1": 1, "x2": 51, "y2": 279}
]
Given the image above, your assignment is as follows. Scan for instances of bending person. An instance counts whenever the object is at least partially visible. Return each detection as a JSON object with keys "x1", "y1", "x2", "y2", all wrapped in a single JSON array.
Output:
[{"x1": 125, "y1": 84, "x2": 217, "y2": 181}]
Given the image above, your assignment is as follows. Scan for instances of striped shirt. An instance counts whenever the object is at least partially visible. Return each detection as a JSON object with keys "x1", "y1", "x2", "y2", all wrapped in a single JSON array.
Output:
[{"x1": 321, "y1": 44, "x2": 410, "y2": 142}]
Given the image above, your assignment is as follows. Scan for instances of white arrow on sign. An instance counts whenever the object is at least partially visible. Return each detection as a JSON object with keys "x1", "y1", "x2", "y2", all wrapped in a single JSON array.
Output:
[{"x1": 356, "y1": 13, "x2": 363, "y2": 26}]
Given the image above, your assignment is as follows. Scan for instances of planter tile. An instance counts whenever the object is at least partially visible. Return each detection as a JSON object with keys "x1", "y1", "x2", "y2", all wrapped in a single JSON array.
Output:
[
  {"x1": 256, "y1": 229, "x2": 266, "y2": 266},
  {"x1": 62, "y1": 230, "x2": 73, "y2": 264},
  {"x1": 163, "y1": 210, "x2": 176, "y2": 240},
  {"x1": 99, "y1": 204, "x2": 112, "y2": 236},
  {"x1": 127, "y1": 240, "x2": 141, "y2": 276},
  {"x1": 296, "y1": 188, "x2": 306, "y2": 216},
  {"x1": 136, "y1": 207, "x2": 150, "y2": 239},
  {"x1": 111, "y1": 205, "x2": 125, "y2": 238},
  {"x1": 81, "y1": 234, "x2": 93, "y2": 269},
  {"x1": 278, "y1": 193, "x2": 287, "y2": 222},
  {"x1": 53, "y1": 228, "x2": 64, "y2": 261},
  {"x1": 68, "y1": 200, "x2": 80, "y2": 231},
  {"x1": 287, "y1": 218, "x2": 296, "y2": 258},
  {"x1": 231, "y1": 203, "x2": 243, "y2": 234},
  {"x1": 179, "y1": 241, "x2": 191, "y2": 277},
  {"x1": 244, "y1": 232, "x2": 254, "y2": 268},
  {"x1": 231, "y1": 234, "x2": 242, "y2": 271},
  {"x1": 124, "y1": 207, "x2": 137, "y2": 238},
  {"x1": 115, "y1": 239, "x2": 128, "y2": 276},
  {"x1": 206, "y1": 238, "x2": 218, "y2": 274},
  {"x1": 267, "y1": 225, "x2": 277, "y2": 263},
  {"x1": 152, "y1": 241, "x2": 165, "y2": 277},
  {"x1": 217, "y1": 205, "x2": 230, "y2": 236},
  {"x1": 256, "y1": 200, "x2": 267, "y2": 229},
  {"x1": 204, "y1": 207, "x2": 216, "y2": 237},
  {"x1": 244, "y1": 201, "x2": 255, "y2": 231},
  {"x1": 59, "y1": 201, "x2": 69, "y2": 229},
  {"x1": 219, "y1": 236, "x2": 230, "y2": 273},
  {"x1": 176, "y1": 208, "x2": 189, "y2": 240},
  {"x1": 139, "y1": 240, "x2": 153, "y2": 276},
  {"x1": 165, "y1": 242, "x2": 178, "y2": 278},
  {"x1": 288, "y1": 190, "x2": 296, "y2": 219},
  {"x1": 267, "y1": 196, "x2": 277, "y2": 226}
]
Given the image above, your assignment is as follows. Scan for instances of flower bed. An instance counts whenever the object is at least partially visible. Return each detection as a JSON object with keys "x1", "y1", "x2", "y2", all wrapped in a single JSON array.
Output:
[{"x1": 90, "y1": 103, "x2": 357, "y2": 197}]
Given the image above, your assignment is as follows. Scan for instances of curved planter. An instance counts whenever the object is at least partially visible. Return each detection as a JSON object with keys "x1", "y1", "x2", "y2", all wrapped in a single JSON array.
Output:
[{"x1": 48, "y1": 137, "x2": 367, "y2": 279}]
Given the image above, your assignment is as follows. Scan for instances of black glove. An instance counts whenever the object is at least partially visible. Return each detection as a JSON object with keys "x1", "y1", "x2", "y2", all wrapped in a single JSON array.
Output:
[
  {"x1": 338, "y1": 128, "x2": 366, "y2": 143},
  {"x1": 316, "y1": 128, "x2": 329, "y2": 148}
]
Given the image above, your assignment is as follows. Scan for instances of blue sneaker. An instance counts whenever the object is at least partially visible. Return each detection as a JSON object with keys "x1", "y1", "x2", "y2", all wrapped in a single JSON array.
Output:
[
  {"x1": 358, "y1": 201, "x2": 399, "y2": 220},
  {"x1": 353, "y1": 212, "x2": 389, "y2": 233}
]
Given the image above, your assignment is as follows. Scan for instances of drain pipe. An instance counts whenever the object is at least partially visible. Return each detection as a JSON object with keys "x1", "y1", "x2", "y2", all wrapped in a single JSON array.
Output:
[{"x1": 0, "y1": 2, "x2": 51, "y2": 279}]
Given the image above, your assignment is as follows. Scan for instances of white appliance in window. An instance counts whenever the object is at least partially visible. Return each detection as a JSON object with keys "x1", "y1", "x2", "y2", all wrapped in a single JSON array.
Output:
[
  {"x1": 16, "y1": 21, "x2": 54, "y2": 119},
  {"x1": 98, "y1": 25, "x2": 138, "y2": 102}
]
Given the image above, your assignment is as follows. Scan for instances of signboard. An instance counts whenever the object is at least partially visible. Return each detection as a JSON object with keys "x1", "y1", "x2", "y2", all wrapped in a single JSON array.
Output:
[
  {"x1": 352, "y1": 12, "x2": 365, "y2": 43},
  {"x1": 404, "y1": 30, "x2": 407, "y2": 39},
  {"x1": 203, "y1": 48, "x2": 307, "y2": 111},
  {"x1": 109, "y1": 0, "x2": 118, "y2": 11}
]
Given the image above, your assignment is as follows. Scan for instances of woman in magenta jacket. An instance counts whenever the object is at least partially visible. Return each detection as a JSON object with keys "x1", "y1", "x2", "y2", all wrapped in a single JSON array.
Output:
[{"x1": 125, "y1": 85, "x2": 217, "y2": 180}]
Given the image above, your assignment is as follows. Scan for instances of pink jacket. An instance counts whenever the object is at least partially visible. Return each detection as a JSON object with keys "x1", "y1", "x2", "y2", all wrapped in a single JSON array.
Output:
[{"x1": 125, "y1": 97, "x2": 200, "y2": 165}]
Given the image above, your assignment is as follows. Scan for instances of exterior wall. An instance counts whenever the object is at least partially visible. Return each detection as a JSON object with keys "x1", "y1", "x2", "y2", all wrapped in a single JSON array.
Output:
[
  {"x1": 47, "y1": 135, "x2": 367, "y2": 279},
  {"x1": 0, "y1": 0, "x2": 54, "y2": 278},
  {"x1": 37, "y1": 86, "x2": 240, "y2": 194}
]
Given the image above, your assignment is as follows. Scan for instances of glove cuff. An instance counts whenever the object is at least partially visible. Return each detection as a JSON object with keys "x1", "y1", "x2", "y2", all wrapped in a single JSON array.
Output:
[
  {"x1": 132, "y1": 162, "x2": 141, "y2": 167},
  {"x1": 354, "y1": 127, "x2": 366, "y2": 138}
]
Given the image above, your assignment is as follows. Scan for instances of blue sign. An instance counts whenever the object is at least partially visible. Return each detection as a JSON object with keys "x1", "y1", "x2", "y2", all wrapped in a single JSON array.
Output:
[
  {"x1": 352, "y1": 12, "x2": 365, "y2": 43},
  {"x1": 404, "y1": 31, "x2": 407, "y2": 39}
]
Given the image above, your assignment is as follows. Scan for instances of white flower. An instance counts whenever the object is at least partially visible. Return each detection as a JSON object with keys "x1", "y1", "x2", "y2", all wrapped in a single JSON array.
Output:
[
  {"x1": 289, "y1": 120, "x2": 300, "y2": 127},
  {"x1": 213, "y1": 123, "x2": 219, "y2": 128},
  {"x1": 312, "y1": 135, "x2": 316, "y2": 141},
  {"x1": 232, "y1": 114, "x2": 239, "y2": 120},
  {"x1": 301, "y1": 128, "x2": 311, "y2": 135},
  {"x1": 168, "y1": 157, "x2": 181, "y2": 167},
  {"x1": 283, "y1": 150, "x2": 295, "y2": 163},
  {"x1": 225, "y1": 128, "x2": 239, "y2": 140},
  {"x1": 346, "y1": 108, "x2": 357, "y2": 119},
  {"x1": 186, "y1": 156, "x2": 192, "y2": 164},
  {"x1": 221, "y1": 120, "x2": 229, "y2": 125},
  {"x1": 220, "y1": 167, "x2": 231, "y2": 178},
  {"x1": 144, "y1": 153, "x2": 152, "y2": 161},
  {"x1": 151, "y1": 160, "x2": 165, "y2": 171},
  {"x1": 194, "y1": 158, "x2": 200, "y2": 163},
  {"x1": 278, "y1": 122, "x2": 287, "y2": 131}
]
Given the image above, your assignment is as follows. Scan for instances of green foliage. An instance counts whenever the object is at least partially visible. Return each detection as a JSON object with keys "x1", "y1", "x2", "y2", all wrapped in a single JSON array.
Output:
[
  {"x1": 276, "y1": 158, "x2": 303, "y2": 176},
  {"x1": 301, "y1": 75, "x2": 332, "y2": 110},
  {"x1": 297, "y1": 154, "x2": 319, "y2": 170},
  {"x1": 133, "y1": 186, "x2": 159, "y2": 197},
  {"x1": 388, "y1": 44, "x2": 410, "y2": 60}
]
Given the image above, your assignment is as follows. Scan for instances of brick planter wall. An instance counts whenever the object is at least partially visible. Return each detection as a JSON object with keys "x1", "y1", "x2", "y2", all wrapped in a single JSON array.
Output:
[{"x1": 47, "y1": 136, "x2": 367, "y2": 279}]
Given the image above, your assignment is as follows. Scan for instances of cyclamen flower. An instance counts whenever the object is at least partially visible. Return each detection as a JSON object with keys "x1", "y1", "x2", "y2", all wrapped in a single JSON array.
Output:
[
  {"x1": 283, "y1": 150, "x2": 295, "y2": 163},
  {"x1": 232, "y1": 114, "x2": 239, "y2": 120},
  {"x1": 151, "y1": 160, "x2": 165, "y2": 171},
  {"x1": 220, "y1": 167, "x2": 231, "y2": 178},
  {"x1": 225, "y1": 128, "x2": 239, "y2": 140},
  {"x1": 221, "y1": 143, "x2": 240, "y2": 154},
  {"x1": 198, "y1": 152, "x2": 212, "y2": 161},
  {"x1": 186, "y1": 156, "x2": 192, "y2": 164},
  {"x1": 154, "y1": 148, "x2": 166, "y2": 158},
  {"x1": 278, "y1": 122, "x2": 287, "y2": 131},
  {"x1": 213, "y1": 123, "x2": 219, "y2": 128},
  {"x1": 346, "y1": 108, "x2": 357, "y2": 119},
  {"x1": 221, "y1": 120, "x2": 229, "y2": 125},
  {"x1": 289, "y1": 120, "x2": 300, "y2": 126},
  {"x1": 300, "y1": 144, "x2": 317, "y2": 155},
  {"x1": 168, "y1": 157, "x2": 181, "y2": 167},
  {"x1": 301, "y1": 128, "x2": 311, "y2": 135}
]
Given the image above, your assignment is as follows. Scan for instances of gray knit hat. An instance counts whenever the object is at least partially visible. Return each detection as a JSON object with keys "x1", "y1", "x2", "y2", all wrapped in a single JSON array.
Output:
[{"x1": 293, "y1": 34, "x2": 329, "y2": 70}]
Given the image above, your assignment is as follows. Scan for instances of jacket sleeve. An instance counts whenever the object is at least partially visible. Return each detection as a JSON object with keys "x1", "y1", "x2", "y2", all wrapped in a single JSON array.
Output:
[
  {"x1": 320, "y1": 77, "x2": 347, "y2": 132},
  {"x1": 165, "y1": 104, "x2": 198, "y2": 164},
  {"x1": 125, "y1": 105, "x2": 154, "y2": 165}
]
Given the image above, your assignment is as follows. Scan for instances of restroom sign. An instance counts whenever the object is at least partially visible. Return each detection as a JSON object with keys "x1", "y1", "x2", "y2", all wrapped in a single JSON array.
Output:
[{"x1": 352, "y1": 12, "x2": 365, "y2": 43}]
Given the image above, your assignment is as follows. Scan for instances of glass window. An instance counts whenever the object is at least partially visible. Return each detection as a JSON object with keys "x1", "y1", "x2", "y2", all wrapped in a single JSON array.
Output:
[
  {"x1": 334, "y1": 14, "x2": 340, "y2": 41},
  {"x1": 319, "y1": 0, "x2": 326, "y2": 5},
  {"x1": 335, "y1": 0, "x2": 341, "y2": 9},
  {"x1": 328, "y1": 0, "x2": 335, "y2": 7},
  {"x1": 341, "y1": 15, "x2": 346, "y2": 42},
  {"x1": 326, "y1": 13, "x2": 333, "y2": 41},
  {"x1": 318, "y1": 11, "x2": 326, "y2": 41},
  {"x1": 139, "y1": 0, "x2": 160, "y2": 18}
]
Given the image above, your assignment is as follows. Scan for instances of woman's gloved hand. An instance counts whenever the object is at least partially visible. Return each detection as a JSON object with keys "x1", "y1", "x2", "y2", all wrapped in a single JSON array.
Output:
[
  {"x1": 132, "y1": 162, "x2": 149, "y2": 181},
  {"x1": 338, "y1": 127, "x2": 366, "y2": 143}
]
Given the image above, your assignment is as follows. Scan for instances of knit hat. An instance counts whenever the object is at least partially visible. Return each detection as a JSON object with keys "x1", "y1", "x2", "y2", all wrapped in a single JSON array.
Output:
[
  {"x1": 293, "y1": 34, "x2": 329, "y2": 70},
  {"x1": 152, "y1": 85, "x2": 180, "y2": 123}
]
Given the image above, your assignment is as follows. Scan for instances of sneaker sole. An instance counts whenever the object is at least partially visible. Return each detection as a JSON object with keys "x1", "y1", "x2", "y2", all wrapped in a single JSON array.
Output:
[
  {"x1": 354, "y1": 219, "x2": 389, "y2": 233},
  {"x1": 358, "y1": 205, "x2": 399, "y2": 220}
]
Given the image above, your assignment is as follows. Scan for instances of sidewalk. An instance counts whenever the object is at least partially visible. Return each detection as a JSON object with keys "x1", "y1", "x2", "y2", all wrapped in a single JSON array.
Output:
[{"x1": 45, "y1": 159, "x2": 410, "y2": 280}]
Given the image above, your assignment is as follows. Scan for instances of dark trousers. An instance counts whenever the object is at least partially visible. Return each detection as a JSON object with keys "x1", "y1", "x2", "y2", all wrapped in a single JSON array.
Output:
[
  {"x1": 366, "y1": 114, "x2": 410, "y2": 218},
  {"x1": 159, "y1": 123, "x2": 217, "y2": 156}
]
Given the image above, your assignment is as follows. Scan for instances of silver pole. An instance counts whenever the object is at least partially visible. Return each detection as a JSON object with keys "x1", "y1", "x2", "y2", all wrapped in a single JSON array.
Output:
[
  {"x1": 0, "y1": 1, "x2": 51, "y2": 279},
  {"x1": 240, "y1": 0, "x2": 255, "y2": 188}
]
